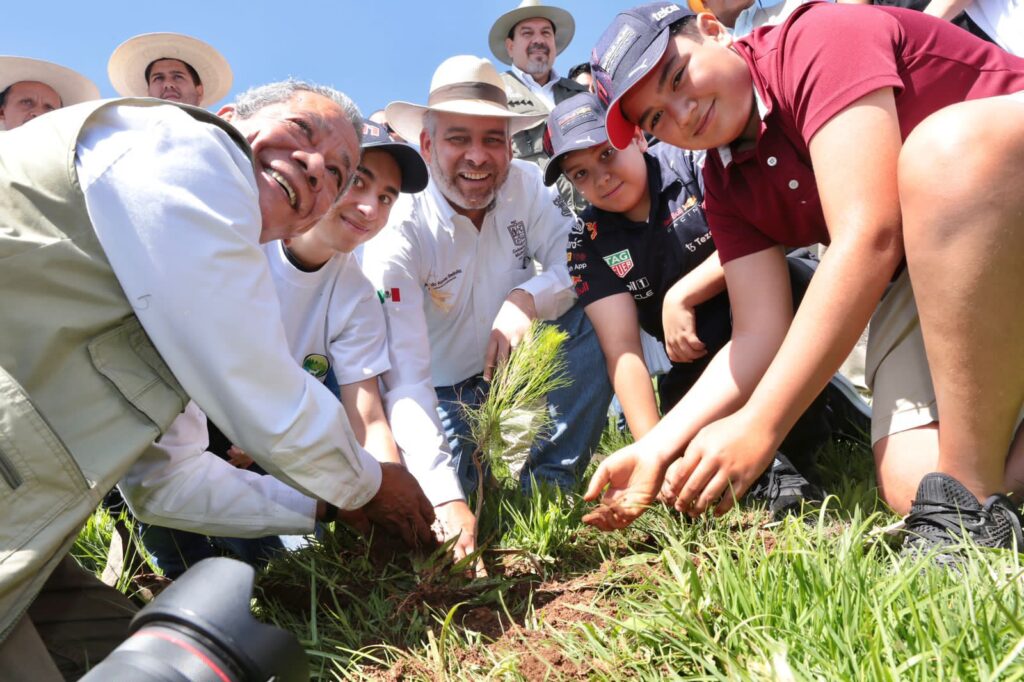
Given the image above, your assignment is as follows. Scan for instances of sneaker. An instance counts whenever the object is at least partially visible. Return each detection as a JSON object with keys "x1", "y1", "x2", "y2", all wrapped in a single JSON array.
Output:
[
  {"x1": 745, "y1": 452, "x2": 825, "y2": 519},
  {"x1": 902, "y1": 472, "x2": 1024, "y2": 561},
  {"x1": 823, "y1": 374, "x2": 872, "y2": 443}
]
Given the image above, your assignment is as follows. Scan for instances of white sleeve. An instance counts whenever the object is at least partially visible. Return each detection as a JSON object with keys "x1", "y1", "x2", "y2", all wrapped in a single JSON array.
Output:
[
  {"x1": 362, "y1": 210, "x2": 465, "y2": 507},
  {"x1": 76, "y1": 104, "x2": 381, "y2": 510},
  {"x1": 511, "y1": 164, "x2": 576, "y2": 320},
  {"x1": 119, "y1": 403, "x2": 316, "y2": 537},
  {"x1": 329, "y1": 264, "x2": 391, "y2": 386}
]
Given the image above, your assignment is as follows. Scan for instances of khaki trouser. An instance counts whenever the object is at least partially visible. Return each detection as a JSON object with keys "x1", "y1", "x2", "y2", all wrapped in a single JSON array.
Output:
[{"x1": 0, "y1": 556, "x2": 137, "y2": 681}]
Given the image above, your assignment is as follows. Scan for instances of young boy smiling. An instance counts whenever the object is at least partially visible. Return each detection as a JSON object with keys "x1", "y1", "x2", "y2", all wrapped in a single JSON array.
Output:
[{"x1": 584, "y1": 2, "x2": 1024, "y2": 558}]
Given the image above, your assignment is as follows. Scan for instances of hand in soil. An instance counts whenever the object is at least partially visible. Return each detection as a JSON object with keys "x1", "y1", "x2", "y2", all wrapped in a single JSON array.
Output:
[
  {"x1": 434, "y1": 499, "x2": 486, "y2": 577},
  {"x1": 361, "y1": 462, "x2": 436, "y2": 548},
  {"x1": 583, "y1": 442, "x2": 670, "y2": 530}
]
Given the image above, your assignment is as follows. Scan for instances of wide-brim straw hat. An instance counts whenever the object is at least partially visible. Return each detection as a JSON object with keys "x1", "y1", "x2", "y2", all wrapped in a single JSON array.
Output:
[
  {"x1": 0, "y1": 56, "x2": 99, "y2": 110},
  {"x1": 108, "y1": 32, "x2": 232, "y2": 106},
  {"x1": 385, "y1": 55, "x2": 546, "y2": 143},
  {"x1": 489, "y1": 0, "x2": 575, "y2": 65}
]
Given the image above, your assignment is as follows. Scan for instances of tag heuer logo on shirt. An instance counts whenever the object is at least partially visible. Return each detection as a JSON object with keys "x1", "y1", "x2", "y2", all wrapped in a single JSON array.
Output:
[
  {"x1": 603, "y1": 249, "x2": 634, "y2": 278},
  {"x1": 376, "y1": 287, "x2": 401, "y2": 303},
  {"x1": 302, "y1": 354, "x2": 330, "y2": 379}
]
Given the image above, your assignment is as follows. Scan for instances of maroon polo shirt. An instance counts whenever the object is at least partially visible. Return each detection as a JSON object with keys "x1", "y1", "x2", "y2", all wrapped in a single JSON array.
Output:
[{"x1": 704, "y1": 2, "x2": 1024, "y2": 264}]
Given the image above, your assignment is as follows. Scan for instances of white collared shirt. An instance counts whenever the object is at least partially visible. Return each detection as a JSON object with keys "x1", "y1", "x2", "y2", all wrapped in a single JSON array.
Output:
[
  {"x1": 510, "y1": 64, "x2": 561, "y2": 110},
  {"x1": 362, "y1": 160, "x2": 576, "y2": 483},
  {"x1": 78, "y1": 103, "x2": 382, "y2": 517}
]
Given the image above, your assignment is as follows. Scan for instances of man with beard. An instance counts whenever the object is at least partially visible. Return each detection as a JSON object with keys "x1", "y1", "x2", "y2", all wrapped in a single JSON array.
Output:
[
  {"x1": 108, "y1": 32, "x2": 233, "y2": 108},
  {"x1": 0, "y1": 79, "x2": 434, "y2": 678},
  {"x1": 488, "y1": 0, "x2": 588, "y2": 211},
  {"x1": 364, "y1": 56, "x2": 612, "y2": 504}
]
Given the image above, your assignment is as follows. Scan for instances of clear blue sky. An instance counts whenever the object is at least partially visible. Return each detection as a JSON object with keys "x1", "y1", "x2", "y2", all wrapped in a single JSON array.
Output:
[{"x1": 4, "y1": 1, "x2": 627, "y2": 116}]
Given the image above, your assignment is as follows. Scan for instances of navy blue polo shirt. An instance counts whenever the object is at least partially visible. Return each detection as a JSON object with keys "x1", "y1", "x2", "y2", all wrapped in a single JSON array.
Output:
[{"x1": 567, "y1": 144, "x2": 731, "y2": 347}]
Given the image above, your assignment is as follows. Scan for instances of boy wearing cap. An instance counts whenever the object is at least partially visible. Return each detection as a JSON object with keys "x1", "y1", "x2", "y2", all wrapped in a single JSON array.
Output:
[
  {"x1": 584, "y1": 3, "x2": 1024, "y2": 559},
  {"x1": 124, "y1": 122, "x2": 479, "y2": 571},
  {"x1": 548, "y1": 92, "x2": 868, "y2": 514},
  {"x1": 0, "y1": 56, "x2": 99, "y2": 130}
]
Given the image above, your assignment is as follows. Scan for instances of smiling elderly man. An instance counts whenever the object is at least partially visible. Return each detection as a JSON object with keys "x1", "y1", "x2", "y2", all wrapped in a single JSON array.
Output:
[
  {"x1": 108, "y1": 32, "x2": 233, "y2": 107},
  {"x1": 0, "y1": 56, "x2": 99, "y2": 130},
  {"x1": 488, "y1": 0, "x2": 588, "y2": 211},
  {"x1": 0, "y1": 80, "x2": 434, "y2": 679}
]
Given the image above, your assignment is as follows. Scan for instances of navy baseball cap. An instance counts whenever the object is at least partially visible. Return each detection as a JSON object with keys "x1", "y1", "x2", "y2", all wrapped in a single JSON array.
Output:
[
  {"x1": 541, "y1": 92, "x2": 610, "y2": 186},
  {"x1": 590, "y1": 3, "x2": 695, "y2": 150},
  {"x1": 360, "y1": 120, "x2": 429, "y2": 193}
]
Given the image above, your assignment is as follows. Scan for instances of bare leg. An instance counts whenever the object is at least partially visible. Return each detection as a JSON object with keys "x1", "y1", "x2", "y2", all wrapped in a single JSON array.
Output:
[{"x1": 897, "y1": 97, "x2": 1024, "y2": 501}]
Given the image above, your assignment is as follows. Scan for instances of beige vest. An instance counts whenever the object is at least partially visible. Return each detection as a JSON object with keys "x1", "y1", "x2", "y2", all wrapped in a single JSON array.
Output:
[{"x1": 0, "y1": 99, "x2": 253, "y2": 640}]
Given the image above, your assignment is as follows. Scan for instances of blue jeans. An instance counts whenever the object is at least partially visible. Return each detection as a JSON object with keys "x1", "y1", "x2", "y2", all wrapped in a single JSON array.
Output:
[
  {"x1": 137, "y1": 524, "x2": 285, "y2": 580},
  {"x1": 435, "y1": 301, "x2": 612, "y2": 493}
]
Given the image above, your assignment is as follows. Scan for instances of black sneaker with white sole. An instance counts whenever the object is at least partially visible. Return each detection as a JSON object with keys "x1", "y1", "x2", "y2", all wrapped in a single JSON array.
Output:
[
  {"x1": 745, "y1": 452, "x2": 825, "y2": 520},
  {"x1": 902, "y1": 472, "x2": 1024, "y2": 561}
]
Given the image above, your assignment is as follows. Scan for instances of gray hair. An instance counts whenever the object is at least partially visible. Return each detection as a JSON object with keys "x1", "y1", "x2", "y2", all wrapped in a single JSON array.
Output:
[{"x1": 232, "y1": 78, "x2": 363, "y2": 145}]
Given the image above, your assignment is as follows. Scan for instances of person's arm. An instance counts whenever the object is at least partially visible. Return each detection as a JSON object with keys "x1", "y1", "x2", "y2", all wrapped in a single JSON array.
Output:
[
  {"x1": 119, "y1": 402, "x2": 318, "y2": 537},
  {"x1": 666, "y1": 89, "x2": 905, "y2": 516},
  {"x1": 923, "y1": 0, "x2": 972, "y2": 20},
  {"x1": 585, "y1": 294, "x2": 660, "y2": 438},
  {"x1": 77, "y1": 105, "x2": 433, "y2": 545},
  {"x1": 362, "y1": 208, "x2": 466, "y2": 509},
  {"x1": 584, "y1": 245, "x2": 794, "y2": 528},
  {"x1": 662, "y1": 252, "x2": 727, "y2": 363},
  {"x1": 339, "y1": 378, "x2": 402, "y2": 465}
]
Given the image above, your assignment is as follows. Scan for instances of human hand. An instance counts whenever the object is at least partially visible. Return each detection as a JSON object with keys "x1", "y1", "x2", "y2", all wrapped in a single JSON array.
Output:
[
  {"x1": 360, "y1": 462, "x2": 436, "y2": 548},
  {"x1": 226, "y1": 445, "x2": 254, "y2": 469},
  {"x1": 662, "y1": 296, "x2": 706, "y2": 363},
  {"x1": 660, "y1": 408, "x2": 777, "y2": 517},
  {"x1": 433, "y1": 499, "x2": 486, "y2": 577},
  {"x1": 582, "y1": 442, "x2": 673, "y2": 531},
  {"x1": 483, "y1": 289, "x2": 537, "y2": 381}
]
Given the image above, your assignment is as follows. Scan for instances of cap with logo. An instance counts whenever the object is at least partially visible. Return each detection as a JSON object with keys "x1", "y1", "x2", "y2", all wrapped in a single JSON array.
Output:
[
  {"x1": 590, "y1": 3, "x2": 695, "y2": 150},
  {"x1": 541, "y1": 92, "x2": 610, "y2": 186},
  {"x1": 359, "y1": 121, "x2": 429, "y2": 194}
]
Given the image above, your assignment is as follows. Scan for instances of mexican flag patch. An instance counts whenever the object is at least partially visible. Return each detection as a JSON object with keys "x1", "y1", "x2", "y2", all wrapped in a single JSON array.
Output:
[{"x1": 603, "y1": 249, "x2": 634, "y2": 278}]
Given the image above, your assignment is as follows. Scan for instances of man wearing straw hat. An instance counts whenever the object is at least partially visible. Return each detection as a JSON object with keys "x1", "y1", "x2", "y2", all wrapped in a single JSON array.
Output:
[
  {"x1": 364, "y1": 55, "x2": 611, "y2": 503},
  {"x1": 108, "y1": 32, "x2": 232, "y2": 107},
  {"x1": 489, "y1": 0, "x2": 588, "y2": 211},
  {"x1": 0, "y1": 56, "x2": 99, "y2": 131}
]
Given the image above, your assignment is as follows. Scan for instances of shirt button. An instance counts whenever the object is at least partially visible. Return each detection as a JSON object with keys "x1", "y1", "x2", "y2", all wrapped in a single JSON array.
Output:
[
  {"x1": 788, "y1": 179, "x2": 800, "y2": 190},
  {"x1": 767, "y1": 156, "x2": 778, "y2": 167}
]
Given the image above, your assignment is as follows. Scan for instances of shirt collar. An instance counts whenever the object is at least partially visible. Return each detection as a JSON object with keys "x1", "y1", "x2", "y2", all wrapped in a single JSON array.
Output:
[{"x1": 510, "y1": 64, "x2": 560, "y2": 93}]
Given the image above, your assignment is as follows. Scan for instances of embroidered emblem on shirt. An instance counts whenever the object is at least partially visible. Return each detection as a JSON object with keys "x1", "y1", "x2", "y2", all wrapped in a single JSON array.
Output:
[
  {"x1": 570, "y1": 218, "x2": 585, "y2": 235},
  {"x1": 603, "y1": 249, "x2": 635, "y2": 278},
  {"x1": 302, "y1": 353, "x2": 330, "y2": 379},
  {"x1": 585, "y1": 221, "x2": 598, "y2": 240},
  {"x1": 507, "y1": 219, "x2": 528, "y2": 262},
  {"x1": 553, "y1": 195, "x2": 573, "y2": 218},
  {"x1": 377, "y1": 287, "x2": 401, "y2": 303},
  {"x1": 428, "y1": 287, "x2": 454, "y2": 313}
]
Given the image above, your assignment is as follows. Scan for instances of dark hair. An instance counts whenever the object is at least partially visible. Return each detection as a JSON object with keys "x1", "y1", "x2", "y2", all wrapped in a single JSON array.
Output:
[
  {"x1": 669, "y1": 15, "x2": 699, "y2": 36},
  {"x1": 145, "y1": 58, "x2": 202, "y2": 86},
  {"x1": 0, "y1": 85, "x2": 10, "y2": 108},
  {"x1": 567, "y1": 62, "x2": 592, "y2": 80},
  {"x1": 507, "y1": 16, "x2": 557, "y2": 40}
]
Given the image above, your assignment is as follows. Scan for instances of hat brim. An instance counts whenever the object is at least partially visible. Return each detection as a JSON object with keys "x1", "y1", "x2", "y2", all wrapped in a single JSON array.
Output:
[
  {"x1": 385, "y1": 99, "x2": 546, "y2": 146},
  {"x1": 362, "y1": 141, "x2": 429, "y2": 194},
  {"x1": 108, "y1": 33, "x2": 232, "y2": 106},
  {"x1": 604, "y1": 28, "x2": 672, "y2": 150},
  {"x1": 0, "y1": 56, "x2": 100, "y2": 108},
  {"x1": 543, "y1": 127, "x2": 609, "y2": 186},
  {"x1": 488, "y1": 5, "x2": 575, "y2": 65}
]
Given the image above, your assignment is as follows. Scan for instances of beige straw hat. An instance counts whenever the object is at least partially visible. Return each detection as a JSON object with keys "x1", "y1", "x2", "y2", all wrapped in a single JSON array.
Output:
[
  {"x1": 385, "y1": 55, "x2": 546, "y2": 142},
  {"x1": 0, "y1": 56, "x2": 99, "y2": 106},
  {"x1": 107, "y1": 32, "x2": 232, "y2": 106},
  {"x1": 488, "y1": 0, "x2": 576, "y2": 66}
]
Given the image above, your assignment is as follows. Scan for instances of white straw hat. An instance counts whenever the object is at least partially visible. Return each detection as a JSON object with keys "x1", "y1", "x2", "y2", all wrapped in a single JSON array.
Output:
[
  {"x1": 0, "y1": 56, "x2": 99, "y2": 107},
  {"x1": 489, "y1": 0, "x2": 576, "y2": 66},
  {"x1": 107, "y1": 32, "x2": 232, "y2": 106},
  {"x1": 385, "y1": 55, "x2": 546, "y2": 142}
]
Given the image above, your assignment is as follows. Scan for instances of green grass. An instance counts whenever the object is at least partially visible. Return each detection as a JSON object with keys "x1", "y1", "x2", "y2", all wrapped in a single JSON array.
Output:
[{"x1": 73, "y1": 429, "x2": 1024, "y2": 680}]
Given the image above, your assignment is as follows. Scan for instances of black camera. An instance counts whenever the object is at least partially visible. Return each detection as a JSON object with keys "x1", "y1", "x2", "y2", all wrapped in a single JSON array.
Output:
[{"x1": 80, "y1": 557, "x2": 308, "y2": 681}]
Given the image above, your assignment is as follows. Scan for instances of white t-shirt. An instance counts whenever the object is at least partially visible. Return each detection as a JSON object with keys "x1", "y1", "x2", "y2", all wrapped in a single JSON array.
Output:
[{"x1": 966, "y1": 0, "x2": 1024, "y2": 55}]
